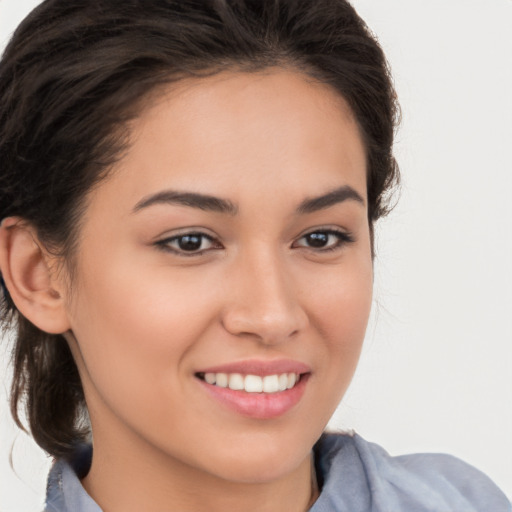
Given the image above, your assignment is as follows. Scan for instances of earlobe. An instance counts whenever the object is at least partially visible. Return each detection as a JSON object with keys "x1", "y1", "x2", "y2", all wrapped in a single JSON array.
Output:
[{"x1": 0, "y1": 217, "x2": 71, "y2": 334}]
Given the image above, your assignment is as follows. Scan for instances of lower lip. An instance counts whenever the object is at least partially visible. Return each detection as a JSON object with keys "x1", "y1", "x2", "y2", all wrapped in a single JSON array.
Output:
[{"x1": 198, "y1": 374, "x2": 310, "y2": 419}]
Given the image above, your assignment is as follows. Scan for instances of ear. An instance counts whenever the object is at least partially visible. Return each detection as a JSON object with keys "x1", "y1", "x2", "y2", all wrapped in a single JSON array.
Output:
[{"x1": 0, "y1": 217, "x2": 71, "y2": 334}]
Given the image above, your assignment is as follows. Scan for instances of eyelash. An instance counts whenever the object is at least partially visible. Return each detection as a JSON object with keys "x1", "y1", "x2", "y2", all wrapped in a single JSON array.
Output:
[
  {"x1": 155, "y1": 232, "x2": 220, "y2": 256},
  {"x1": 155, "y1": 228, "x2": 354, "y2": 256},
  {"x1": 292, "y1": 229, "x2": 355, "y2": 252}
]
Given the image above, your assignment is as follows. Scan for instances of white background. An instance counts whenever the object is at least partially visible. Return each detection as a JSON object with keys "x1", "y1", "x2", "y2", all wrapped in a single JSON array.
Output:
[{"x1": 1, "y1": 0, "x2": 511, "y2": 510}]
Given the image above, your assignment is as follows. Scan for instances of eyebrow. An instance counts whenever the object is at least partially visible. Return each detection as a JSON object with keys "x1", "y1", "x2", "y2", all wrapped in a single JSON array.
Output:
[
  {"x1": 133, "y1": 190, "x2": 238, "y2": 215},
  {"x1": 296, "y1": 185, "x2": 365, "y2": 214},
  {"x1": 132, "y1": 185, "x2": 364, "y2": 216}
]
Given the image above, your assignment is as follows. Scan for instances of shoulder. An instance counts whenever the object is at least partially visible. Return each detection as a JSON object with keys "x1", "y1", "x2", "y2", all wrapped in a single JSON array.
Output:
[
  {"x1": 311, "y1": 432, "x2": 511, "y2": 512},
  {"x1": 44, "y1": 444, "x2": 100, "y2": 512}
]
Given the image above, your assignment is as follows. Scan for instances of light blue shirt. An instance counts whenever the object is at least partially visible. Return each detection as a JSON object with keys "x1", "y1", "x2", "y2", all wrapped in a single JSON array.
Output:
[{"x1": 44, "y1": 433, "x2": 511, "y2": 511}]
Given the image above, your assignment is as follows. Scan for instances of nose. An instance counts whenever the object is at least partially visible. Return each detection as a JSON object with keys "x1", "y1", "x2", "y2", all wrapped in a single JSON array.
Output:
[{"x1": 221, "y1": 250, "x2": 309, "y2": 345}]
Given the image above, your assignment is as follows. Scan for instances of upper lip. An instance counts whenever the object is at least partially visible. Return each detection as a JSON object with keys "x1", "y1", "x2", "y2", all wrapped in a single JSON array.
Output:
[{"x1": 196, "y1": 359, "x2": 311, "y2": 376}]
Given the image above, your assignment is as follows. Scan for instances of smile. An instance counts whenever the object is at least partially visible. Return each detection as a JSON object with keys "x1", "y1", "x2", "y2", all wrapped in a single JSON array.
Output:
[{"x1": 197, "y1": 372, "x2": 301, "y2": 393}]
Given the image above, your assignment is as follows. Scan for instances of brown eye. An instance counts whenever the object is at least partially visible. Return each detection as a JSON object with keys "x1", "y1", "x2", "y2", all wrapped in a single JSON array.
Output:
[
  {"x1": 156, "y1": 232, "x2": 220, "y2": 255},
  {"x1": 294, "y1": 229, "x2": 354, "y2": 251},
  {"x1": 304, "y1": 232, "x2": 330, "y2": 248},
  {"x1": 176, "y1": 234, "x2": 204, "y2": 251}
]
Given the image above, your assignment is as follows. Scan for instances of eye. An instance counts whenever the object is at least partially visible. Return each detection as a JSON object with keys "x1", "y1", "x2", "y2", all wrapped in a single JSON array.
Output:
[
  {"x1": 293, "y1": 229, "x2": 354, "y2": 251},
  {"x1": 155, "y1": 232, "x2": 221, "y2": 255}
]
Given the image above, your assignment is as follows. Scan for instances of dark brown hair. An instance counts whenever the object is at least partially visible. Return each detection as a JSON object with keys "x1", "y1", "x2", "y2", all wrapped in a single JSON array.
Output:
[{"x1": 0, "y1": 0, "x2": 399, "y2": 459}]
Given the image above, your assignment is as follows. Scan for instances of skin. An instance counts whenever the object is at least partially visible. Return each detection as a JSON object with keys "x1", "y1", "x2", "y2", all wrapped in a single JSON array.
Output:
[{"x1": 3, "y1": 69, "x2": 373, "y2": 511}]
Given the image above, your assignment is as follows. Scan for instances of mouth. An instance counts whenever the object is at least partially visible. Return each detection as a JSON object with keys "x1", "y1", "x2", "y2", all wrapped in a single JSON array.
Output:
[
  {"x1": 195, "y1": 372, "x2": 302, "y2": 394},
  {"x1": 194, "y1": 362, "x2": 310, "y2": 419},
  {"x1": 194, "y1": 360, "x2": 311, "y2": 419}
]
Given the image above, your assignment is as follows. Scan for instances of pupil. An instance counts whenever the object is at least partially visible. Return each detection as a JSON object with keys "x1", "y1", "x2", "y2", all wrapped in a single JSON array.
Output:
[
  {"x1": 307, "y1": 232, "x2": 328, "y2": 247},
  {"x1": 178, "y1": 235, "x2": 202, "y2": 251}
]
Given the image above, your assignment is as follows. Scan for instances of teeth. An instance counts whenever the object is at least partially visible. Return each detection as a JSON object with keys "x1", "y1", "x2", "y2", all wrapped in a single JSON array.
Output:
[
  {"x1": 202, "y1": 372, "x2": 301, "y2": 393},
  {"x1": 204, "y1": 373, "x2": 216, "y2": 385},
  {"x1": 245, "y1": 375, "x2": 263, "y2": 393},
  {"x1": 263, "y1": 375, "x2": 279, "y2": 393},
  {"x1": 278, "y1": 373, "x2": 288, "y2": 391},
  {"x1": 228, "y1": 373, "x2": 244, "y2": 391},
  {"x1": 216, "y1": 373, "x2": 228, "y2": 388}
]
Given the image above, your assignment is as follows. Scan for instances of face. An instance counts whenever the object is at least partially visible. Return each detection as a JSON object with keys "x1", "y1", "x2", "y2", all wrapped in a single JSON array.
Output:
[{"x1": 62, "y1": 70, "x2": 373, "y2": 484}]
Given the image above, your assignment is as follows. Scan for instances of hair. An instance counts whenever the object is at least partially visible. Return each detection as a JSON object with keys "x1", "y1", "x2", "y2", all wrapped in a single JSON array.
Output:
[{"x1": 0, "y1": 0, "x2": 400, "y2": 459}]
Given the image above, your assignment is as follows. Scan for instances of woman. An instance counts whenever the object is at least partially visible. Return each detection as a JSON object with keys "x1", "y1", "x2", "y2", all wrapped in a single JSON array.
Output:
[{"x1": 0, "y1": 1, "x2": 509, "y2": 511}]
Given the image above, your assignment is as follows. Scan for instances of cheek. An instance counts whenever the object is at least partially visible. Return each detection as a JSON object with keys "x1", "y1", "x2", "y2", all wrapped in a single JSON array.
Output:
[
  {"x1": 307, "y1": 250, "x2": 373, "y2": 342},
  {"x1": 304, "y1": 248, "x2": 373, "y2": 383},
  {"x1": 65, "y1": 256, "x2": 221, "y2": 413},
  {"x1": 281, "y1": 250, "x2": 373, "y2": 436},
  {"x1": 72, "y1": 247, "x2": 219, "y2": 345}
]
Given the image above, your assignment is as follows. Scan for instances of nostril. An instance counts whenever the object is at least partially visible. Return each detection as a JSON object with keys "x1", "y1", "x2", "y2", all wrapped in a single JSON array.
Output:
[{"x1": 221, "y1": 311, "x2": 306, "y2": 344}]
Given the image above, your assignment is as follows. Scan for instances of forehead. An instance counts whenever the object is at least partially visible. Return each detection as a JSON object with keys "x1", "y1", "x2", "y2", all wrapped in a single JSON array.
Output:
[{"x1": 98, "y1": 69, "x2": 367, "y2": 212}]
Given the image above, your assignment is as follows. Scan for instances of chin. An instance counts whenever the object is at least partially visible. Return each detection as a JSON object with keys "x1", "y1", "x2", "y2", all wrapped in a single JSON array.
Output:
[{"x1": 199, "y1": 435, "x2": 313, "y2": 484}]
